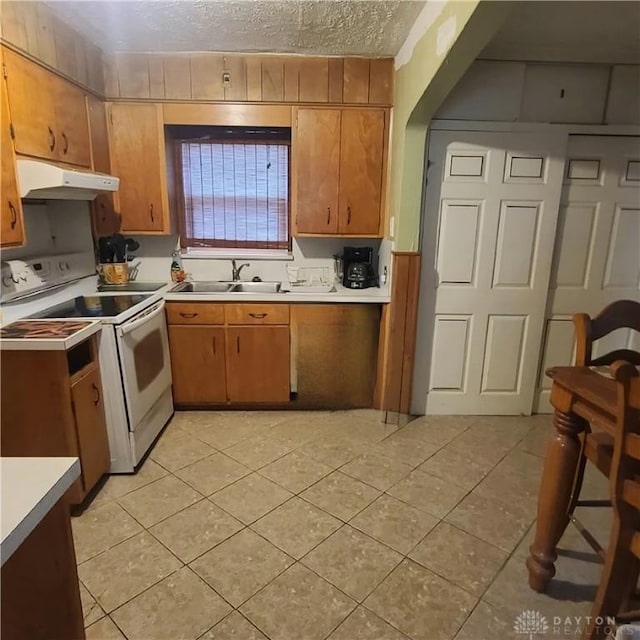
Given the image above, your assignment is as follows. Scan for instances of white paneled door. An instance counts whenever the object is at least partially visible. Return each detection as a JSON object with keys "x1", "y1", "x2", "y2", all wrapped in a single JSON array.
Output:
[
  {"x1": 535, "y1": 135, "x2": 640, "y2": 412},
  {"x1": 413, "y1": 131, "x2": 567, "y2": 415}
]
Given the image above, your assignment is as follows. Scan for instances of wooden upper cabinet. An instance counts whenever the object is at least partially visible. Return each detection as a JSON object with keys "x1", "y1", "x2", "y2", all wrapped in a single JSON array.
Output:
[
  {"x1": 3, "y1": 47, "x2": 91, "y2": 167},
  {"x1": 107, "y1": 102, "x2": 170, "y2": 234},
  {"x1": 294, "y1": 108, "x2": 341, "y2": 234},
  {"x1": 52, "y1": 78, "x2": 91, "y2": 167},
  {"x1": 87, "y1": 95, "x2": 111, "y2": 173},
  {"x1": 294, "y1": 107, "x2": 385, "y2": 237},
  {"x1": 88, "y1": 95, "x2": 120, "y2": 236},
  {"x1": 337, "y1": 109, "x2": 385, "y2": 235},
  {"x1": 3, "y1": 47, "x2": 57, "y2": 161},
  {"x1": 1, "y1": 63, "x2": 24, "y2": 248}
]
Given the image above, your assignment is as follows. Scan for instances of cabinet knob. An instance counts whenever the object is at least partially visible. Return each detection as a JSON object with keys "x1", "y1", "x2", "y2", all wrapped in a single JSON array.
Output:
[
  {"x1": 347, "y1": 206, "x2": 352, "y2": 225},
  {"x1": 249, "y1": 313, "x2": 267, "y2": 319},
  {"x1": 236, "y1": 335, "x2": 240, "y2": 354},
  {"x1": 326, "y1": 207, "x2": 331, "y2": 225},
  {"x1": 61, "y1": 131, "x2": 69, "y2": 155},
  {"x1": 48, "y1": 126, "x2": 56, "y2": 151},
  {"x1": 92, "y1": 383, "x2": 100, "y2": 406},
  {"x1": 150, "y1": 203, "x2": 155, "y2": 222},
  {"x1": 179, "y1": 312, "x2": 198, "y2": 319},
  {"x1": 8, "y1": 201, "x2": 17, "y2": 229},
  {"x1": 212, "y1": 336, "x2": 216, "y2": 355}
]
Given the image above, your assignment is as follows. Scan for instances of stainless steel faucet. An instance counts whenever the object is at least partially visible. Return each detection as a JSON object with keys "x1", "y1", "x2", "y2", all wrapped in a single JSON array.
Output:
[{"x1": 231, "y1": 259, "x2": 250, "y2": 281}]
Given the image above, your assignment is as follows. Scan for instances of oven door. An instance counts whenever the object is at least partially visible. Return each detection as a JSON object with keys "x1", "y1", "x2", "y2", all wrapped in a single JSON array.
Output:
[{"x1": 115, "y1": 301, "x2": 172, "y2": 430}]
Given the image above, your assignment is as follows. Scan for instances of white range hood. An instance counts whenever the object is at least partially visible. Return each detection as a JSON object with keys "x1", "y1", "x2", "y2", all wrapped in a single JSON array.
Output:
[{"x1": 17, "y1": 159, "x2": 119, "y2": 200}]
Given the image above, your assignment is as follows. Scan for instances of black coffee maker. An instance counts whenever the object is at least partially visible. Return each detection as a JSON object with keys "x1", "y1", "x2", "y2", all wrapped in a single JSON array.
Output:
[{"x1": 343, "y1": 246, "x2": 377, "y2": 289}]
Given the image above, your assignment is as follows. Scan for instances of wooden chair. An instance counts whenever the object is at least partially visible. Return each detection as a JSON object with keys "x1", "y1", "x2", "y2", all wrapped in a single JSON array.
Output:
[
  {"x1": 566, "y1": 300, "x2": 640, "y2": 550},
  {"x1": 584, "y1": 361, "x2": 640, "y2": 639}
]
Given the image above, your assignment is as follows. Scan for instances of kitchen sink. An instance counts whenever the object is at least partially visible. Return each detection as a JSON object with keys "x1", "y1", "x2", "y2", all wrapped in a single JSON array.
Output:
[
  {"x1": 231, "y1": 282, "x2": 282, "y2": 293},
  {"x1": 170, "y1": 281, "x2": 283, "y2": 294},
  {"x1": 172, "y1": 282, "x2": 235, "y2": 293}
]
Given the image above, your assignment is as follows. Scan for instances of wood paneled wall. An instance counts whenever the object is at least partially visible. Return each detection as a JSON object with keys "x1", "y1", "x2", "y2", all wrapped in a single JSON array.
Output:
[
  {"x1": 105, "y1": 53, "x2": 393, "y2": 105},
  {"x1": 375, "y1": 252, "x2": 421, "y2": 415},
  {"x1": 0, "y1": 1, "x2": 105, "y2": 94}
]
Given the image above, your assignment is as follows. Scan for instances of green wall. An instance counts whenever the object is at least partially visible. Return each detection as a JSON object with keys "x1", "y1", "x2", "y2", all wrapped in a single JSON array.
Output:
[{"x1": 390, "y1": 1, "x2": 512, "y2": 250}]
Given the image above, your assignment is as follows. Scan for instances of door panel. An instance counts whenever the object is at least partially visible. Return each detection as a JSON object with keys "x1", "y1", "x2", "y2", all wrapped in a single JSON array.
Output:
[
  {"x1": 294, "y1": 108, "x2": 340, "y2": 234},
  {"x1": 436, "y1": 202, "x2": 480, "y2": 284},
  {"x1": 535, "y1": 135, "x2": 640, "y2": 412},
  {"x1": 480, "y1": 315, "x2": 527, "y2": 392},
  {"x1": 413, "y1": 130, "x2": 567, "y2": 415},
  {"x1": 429, "y1": 316, "x2": 471, "y2": 391},
  {"x1": 168, "y1": 326, "x2": 226, "y2": 403},
  {"x1": 492, "y1": 203, "x2": 540, "y2": 287}
]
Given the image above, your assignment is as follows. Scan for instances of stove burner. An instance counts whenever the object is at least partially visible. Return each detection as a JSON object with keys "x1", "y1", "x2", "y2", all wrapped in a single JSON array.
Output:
[{"x1": 29, "y1": 295, "x2": 151, "y2": 319}]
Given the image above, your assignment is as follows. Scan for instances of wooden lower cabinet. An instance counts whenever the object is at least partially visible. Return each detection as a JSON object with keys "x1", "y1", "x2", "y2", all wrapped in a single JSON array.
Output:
[
  {"x1": 168, "y1": 325, "x2": 227, "y2": 403},
  {"x1": 226, "y1": 326, "x2": 290, "y2": 403},
  {"x1": 1, "y1": 497, "x2": 85, "y2": 640},
  {"x1": 0, "y1": 336, "x2": 110, "y2": 504},
  {"x1": 70, "y1": 367, "x2": 111, "y2": 493},
  {"x1": 166, "y1": 302, "x2": 291, "y2": 405}
]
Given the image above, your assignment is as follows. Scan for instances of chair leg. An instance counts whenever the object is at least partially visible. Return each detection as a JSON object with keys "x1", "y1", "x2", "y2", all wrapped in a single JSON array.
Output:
[
  {"x1": 621, "y1": 558, "x2": 640, "y2": 611},
  {"x1": 584, "y1": 523, "x2": 637, "y2": 640}
]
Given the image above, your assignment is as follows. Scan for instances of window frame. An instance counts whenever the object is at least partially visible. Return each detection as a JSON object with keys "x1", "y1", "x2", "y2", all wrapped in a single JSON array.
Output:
[{"x1": 175, "y1": 133, "x2": 292, "y2": 254}]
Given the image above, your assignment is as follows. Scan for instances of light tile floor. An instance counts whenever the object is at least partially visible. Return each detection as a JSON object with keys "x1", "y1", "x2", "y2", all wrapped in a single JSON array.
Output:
[{"x1": 75, "y1": 410, "x2": 610, "y2": 640}]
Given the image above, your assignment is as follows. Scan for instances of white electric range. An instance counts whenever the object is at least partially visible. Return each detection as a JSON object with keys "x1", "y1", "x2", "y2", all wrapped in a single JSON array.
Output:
[{"x1": 1, "y1": 252, "x2": 173, "y2": 473}]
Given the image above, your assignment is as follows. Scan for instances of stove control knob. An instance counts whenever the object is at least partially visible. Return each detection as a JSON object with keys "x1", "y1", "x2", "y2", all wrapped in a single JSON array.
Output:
[
  {"x1": 2, "y1": 275, "x2": 15, "y2": 287},
  {"x1": 58, "y1": 261, "x2": 70, "y2": 271},
  {"x1": 19, "y1": 272, "x2": 28, "y2": 282}
]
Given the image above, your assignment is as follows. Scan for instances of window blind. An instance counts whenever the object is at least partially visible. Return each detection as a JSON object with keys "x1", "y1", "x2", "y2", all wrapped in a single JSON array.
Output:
[{"x1": 178, "y1": 141, "x2": 289, "y2": 250}]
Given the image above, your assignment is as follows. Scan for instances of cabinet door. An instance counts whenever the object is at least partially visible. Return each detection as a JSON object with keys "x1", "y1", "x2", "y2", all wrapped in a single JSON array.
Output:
[
  {"x1": 3, "y1": 48, "x2": 57, "y2": 161},
  {"x1": 108, "y1": 103, "x2": 169, "y2": 233},
  {"x1": 1, "y1": 74, "x2": 24, "y2": 247},
  {"x1": 54, "y1": 78, "x2": 91, "y2": 167},
  {"x1": 338, "y1": 109, "x2": 385, "y2": 235},
  {"x1": 294, "y1": 108, "x2": 340, "y2": 234},
  {"x1": 88, "y1": 96, "x2": 120, "y2": 235},
  {"x1": 168, "y1": 326, "x2": 227, "y2": 403},
  {"x1": 226, "y1": 326, "x2": 290, "y2": 403},
  {"x1": 71, "y1": 367, "x2": 110, "y2": 494}
]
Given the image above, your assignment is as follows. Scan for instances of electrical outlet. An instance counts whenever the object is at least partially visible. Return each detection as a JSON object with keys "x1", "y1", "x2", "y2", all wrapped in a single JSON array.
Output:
[{"x1": 222, "y1": 72, "x2": 231, "y2": 87}]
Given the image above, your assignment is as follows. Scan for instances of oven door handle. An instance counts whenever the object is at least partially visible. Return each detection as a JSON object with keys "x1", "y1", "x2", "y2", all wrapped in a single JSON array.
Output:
[{"x1": 119, "y1": 301, "x2": 165, "y2": 336}]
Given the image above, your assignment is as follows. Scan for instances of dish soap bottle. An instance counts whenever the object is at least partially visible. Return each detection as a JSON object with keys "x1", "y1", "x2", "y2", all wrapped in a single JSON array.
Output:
[{"x1": 170, "y1": 251, "x2": 185, "y2": 283}]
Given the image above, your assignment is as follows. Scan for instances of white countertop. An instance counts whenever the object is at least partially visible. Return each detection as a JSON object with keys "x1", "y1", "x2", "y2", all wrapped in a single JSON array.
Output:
[
  {"x1": 0, "y1": 319, "x2": 102, "y2": 351},
  {"x1": 1, "y1": 457, "x2": 80, "y2": 565},
  {"x1": 163, "y1": 284, "x2": 391, "y2": 304}
]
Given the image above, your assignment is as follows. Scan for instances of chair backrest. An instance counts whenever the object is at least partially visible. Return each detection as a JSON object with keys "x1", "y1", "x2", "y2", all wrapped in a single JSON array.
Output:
[
  {"x1": 573, "y1": 300, "x2": 640, "y2": 367},
  {"x1": 609, "y1": 361, "x2": 640, "y2": 562}
]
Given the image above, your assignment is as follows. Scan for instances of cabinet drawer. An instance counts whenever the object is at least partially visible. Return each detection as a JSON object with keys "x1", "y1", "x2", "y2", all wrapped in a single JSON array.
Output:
[
  {"x1": 225, "y1": 304, "x2": 290, "y2": 325},
  {"x1": 166, "y1": 303, "x2": 225, "y2": 325}
]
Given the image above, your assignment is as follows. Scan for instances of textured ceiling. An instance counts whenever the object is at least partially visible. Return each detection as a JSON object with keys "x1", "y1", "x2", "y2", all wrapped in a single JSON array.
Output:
[
  {"x1": 481, "y1": 1, "x2": 640, "y2": 64},
  {"x1": 47, "y1": 0, "x2": 426, "y2": 56}
]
